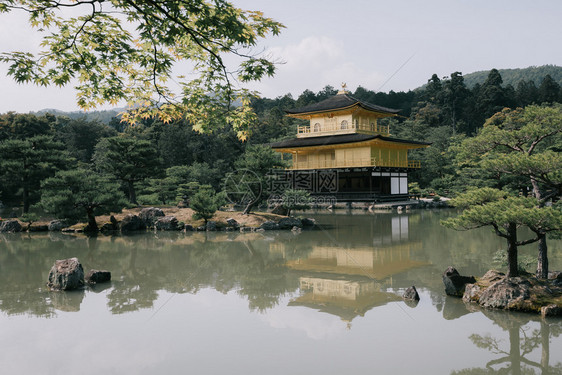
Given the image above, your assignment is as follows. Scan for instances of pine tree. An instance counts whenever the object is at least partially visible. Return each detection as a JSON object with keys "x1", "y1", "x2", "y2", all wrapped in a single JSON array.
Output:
[
  {"x1": 41, "y1": 169, "x2": 128, "y2": 232},
  {"x1": 93, "y1": 136, "x2": 162, "y2": 204}
]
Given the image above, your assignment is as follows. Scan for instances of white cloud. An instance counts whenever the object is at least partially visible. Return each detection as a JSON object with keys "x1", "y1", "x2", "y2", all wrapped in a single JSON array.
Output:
[
  {"x1": 248, "y1": 36, "x2": 387, "y2": 99},
  {"x1": 268, "y1": 36, "x2": 344, "y2": 70},
  {"x1": 259, "y1": 302, "x2": 348, "y2": 340}
]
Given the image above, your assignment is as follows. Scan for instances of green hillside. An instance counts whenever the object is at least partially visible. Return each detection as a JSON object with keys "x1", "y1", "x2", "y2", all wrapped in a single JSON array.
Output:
[
  {"x1": 32, "y1": 108, "x2": 122, "y2": 124},
  {"x1": 462, "y1": 65, "x2": 562, "y2": 88}
]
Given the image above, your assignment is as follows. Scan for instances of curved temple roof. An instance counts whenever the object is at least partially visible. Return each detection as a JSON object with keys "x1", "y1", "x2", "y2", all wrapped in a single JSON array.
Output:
[
  {"x1": 285, "y1": 93, "x2": 401, "y2": 117},
  {"x1": 270, "y1": 133, "x2": 431, "y2": 149}
]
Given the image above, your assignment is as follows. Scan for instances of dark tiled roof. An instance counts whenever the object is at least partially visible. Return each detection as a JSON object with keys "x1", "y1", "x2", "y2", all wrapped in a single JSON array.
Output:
[
  {"x1": 285, "y1": 93, "x2": 400, "y2": 115},
  {"x1": 270, "y1": 133, "x2": 431, "y2": 149}
]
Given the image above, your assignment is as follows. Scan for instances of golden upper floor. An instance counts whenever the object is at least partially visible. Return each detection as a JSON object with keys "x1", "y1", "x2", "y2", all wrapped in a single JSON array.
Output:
[
  {"x1": 271, "y1": 133, "x2": 428, "y2": 170},
  {"x1": 286, "y1": 91, "x2": 399, "y2": 138}
]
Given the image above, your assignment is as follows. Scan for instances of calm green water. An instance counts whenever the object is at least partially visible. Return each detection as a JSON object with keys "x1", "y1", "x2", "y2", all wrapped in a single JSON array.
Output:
[{"x1": 1, "y1": 210, "x2": 561, "y2": 374}]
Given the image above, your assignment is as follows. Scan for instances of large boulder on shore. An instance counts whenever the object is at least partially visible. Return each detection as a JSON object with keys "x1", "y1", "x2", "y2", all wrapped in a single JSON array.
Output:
[
  {"x1": 226, "y1": 218, "x2": 239, "y2": 228},
  {"x1": 47, "y1": 258, "x2": 85, "y2": 291},
  {"x1": 442, "y1": 266, "x2": 476, "y2": 297},
  {"x1": 139, "y1": 207, "x2": 165, "y2": 228},
  {"x1": 0, "y1": 220, "x2": 21, "y2": 233},
  {"x1": 48, "y1": 220, "x2": 68, "y2": 232},
  {"x1": 301, "y1": 218, "x2": 316, "y2": 227},
  {"x1": 206, "y1": 220, "x2": 218, "y2": 231},
  {"x1": 541, "y1": 304, "x2": 562, "y2": 318},
  {"x1": 477, "y1": 277, "x2": 532, "y2": 309},
  {"x1": 155, "y1": 216, "x2": 179, "y2": 231},
  {"x1": 120, "y1": 214, "x2": 145, "y2": 232},
  {"x1": 462, "y1": 270, "x2": 562, "y2": 315},
  {"x1": 278, "y1": 217, "x2": 302, "y2": 230},
  {"x1": 260, "y1": 221, "x2": 279, "y2": 230}
]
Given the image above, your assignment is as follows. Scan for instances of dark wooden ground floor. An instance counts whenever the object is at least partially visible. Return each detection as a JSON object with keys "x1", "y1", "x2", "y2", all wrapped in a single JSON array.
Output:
[{"x1": 269, "y1": 167, "x2": 412, "y2": 202}]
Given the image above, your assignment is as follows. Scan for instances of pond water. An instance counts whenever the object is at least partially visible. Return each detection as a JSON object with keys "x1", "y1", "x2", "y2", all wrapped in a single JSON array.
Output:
[{"x1": 1, "y1": 210, "x2": 562, "y2": 374}]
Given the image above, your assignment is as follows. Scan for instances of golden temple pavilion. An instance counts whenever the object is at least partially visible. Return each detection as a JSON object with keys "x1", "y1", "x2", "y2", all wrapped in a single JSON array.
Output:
[{"x1": 270, "y1": 85, "x2": 430, "y2": 201}]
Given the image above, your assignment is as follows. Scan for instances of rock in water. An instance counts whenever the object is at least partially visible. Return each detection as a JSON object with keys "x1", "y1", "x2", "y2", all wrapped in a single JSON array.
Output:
[
  {"x1": 403, "y1": 286, "x2": 420, "y2": 301},
  {"x1": 442, "y1": 266, "x2": 476, "y2": 297},
  {"x1": 85, "y1": 270, "x2": 111, "y2": 284},
  {"x1": 47, "y1": 258, "x2": 85, "y2": 291}
]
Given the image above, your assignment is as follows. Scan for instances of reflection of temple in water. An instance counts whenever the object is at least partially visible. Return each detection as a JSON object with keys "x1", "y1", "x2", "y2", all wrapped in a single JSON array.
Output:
[
  {"x1": 285, "y1": 242, "x2": 424, "y2": 280},
  {"x1": 289, "y1": 277, "x2": 401, "y2": 323},
  {"x1": 272, "y1": 214, "x2": 427, "y2": 322}
]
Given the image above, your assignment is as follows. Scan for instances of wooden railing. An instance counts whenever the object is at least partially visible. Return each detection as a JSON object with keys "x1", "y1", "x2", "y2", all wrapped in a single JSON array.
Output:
[
  {"x1": 297, "y1": 122, "x2": 390, "y2": 137},
  {"x1": 290, "y1": 158, "x2": 421, "y2": 170}
]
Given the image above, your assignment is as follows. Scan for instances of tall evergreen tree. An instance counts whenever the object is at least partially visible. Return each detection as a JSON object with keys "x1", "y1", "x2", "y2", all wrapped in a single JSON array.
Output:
[
  {"x1": 538, "y1": 74, "x2": 561, "y2": 104},
  {"x1": 0, "y1": 135, "x2": 71, "y2": 212},
  {"x1": 442, "y1": 72, "x2": 471, "y2": 134},
  {"x1": 425, "y1": 74, "x2": 443, "y2": 104},
  {"x1": 476, "y1": 69, "x2": 511, "y2": 121},
  {"x1": 93, "y1": 136, "x2": 161, "y2": 204},
  {"x1": 515, "y1": 80, "x2": 539, "y2": 107},
  {"x1": 54, "y1": 117, "x2": 117, "y2": 163}
]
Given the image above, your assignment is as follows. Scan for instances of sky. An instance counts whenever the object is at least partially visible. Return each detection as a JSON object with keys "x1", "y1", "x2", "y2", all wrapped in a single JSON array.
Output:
[{"x1": 0, "y1": 0, "x2": 561, "y2": 113}]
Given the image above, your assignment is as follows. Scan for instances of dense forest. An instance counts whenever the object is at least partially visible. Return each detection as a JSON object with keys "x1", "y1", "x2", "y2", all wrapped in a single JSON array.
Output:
[
  {"x1": 461, "y1": 65, "x2": 562, "y2": 89},
  {"x1": 1, "y1": 67, "x2": 561, "y2": 221}
]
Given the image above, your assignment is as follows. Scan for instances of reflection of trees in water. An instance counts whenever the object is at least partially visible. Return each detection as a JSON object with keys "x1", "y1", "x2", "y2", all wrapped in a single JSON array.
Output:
[
  {"x1": 88, "y1": 232, "x2": 306, "y2": 314},
  {"x1": 107, "y1": 282, "x2": 159, "y2": 314},
  {"x1": 452, "y1": 309, "x2": 562, "y2": 374},
  {"x1": 5, "y1": 211, "x2": 543, "y2": 321},
  {"x1": 237, "y1": 240, "x2": 295, "y2": 312},
  {"x1": 0, "y1": 233, "x2": 88, "y2": 317}
]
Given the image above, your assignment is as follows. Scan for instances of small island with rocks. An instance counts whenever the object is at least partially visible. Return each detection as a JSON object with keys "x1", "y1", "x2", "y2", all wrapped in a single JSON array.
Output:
[{"x1": 443, "y1": 266, "x2": 562, "y2": 317}]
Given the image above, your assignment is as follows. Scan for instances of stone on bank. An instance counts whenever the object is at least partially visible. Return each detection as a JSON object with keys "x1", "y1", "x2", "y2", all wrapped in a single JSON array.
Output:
[{"x1": 0, "y1": 220, "x2": 22, "y2": 233}]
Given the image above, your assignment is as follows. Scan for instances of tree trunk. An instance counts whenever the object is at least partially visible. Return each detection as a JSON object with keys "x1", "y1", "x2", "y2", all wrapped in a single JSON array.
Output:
[
  {"x1": 541, "y1": 320, "x2": 550, "y2": 372},
  {"x1": 531, "y1": 176, "x2": 549, "y2": 279},
  {"x1": 507, "y1": 222, "x2": 519, "y2": 278},
  {"x1": 85, "y1": 208, "x2": 99, "y2": 233},
  {"x1": 536, "y1": 233, "x2": 548, "y2": 279},
  {"x1": 509, "y1": 326, "x2": 521, "y2": 375},
  {"x1": 23, "y1": 182, "x2": 30, "y2": 214},
  {"x1": 128, "y1": 180, "x2": 137, "y2": 204},
  {"x1": 243, "y1": 199, "x2": 257, "y2": 215}
]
